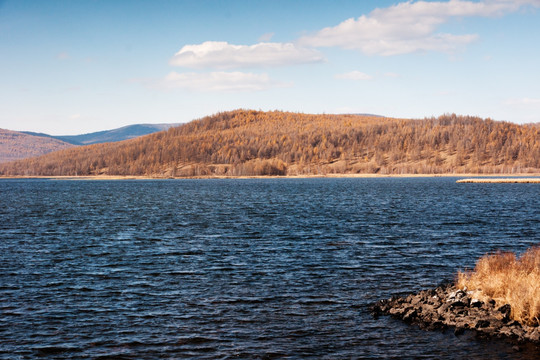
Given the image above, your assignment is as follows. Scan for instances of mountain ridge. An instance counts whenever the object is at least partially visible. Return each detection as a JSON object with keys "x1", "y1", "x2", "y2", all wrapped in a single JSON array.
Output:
[
  {"x1": 0, "y1": 123, "x2": 179, "y2": 163},
  {"x1": 1, "y1": 110, "x2": 538, "y2": 176},
  {"x1": 22, "y1": 123, "x2": 179, "y2": 145}
]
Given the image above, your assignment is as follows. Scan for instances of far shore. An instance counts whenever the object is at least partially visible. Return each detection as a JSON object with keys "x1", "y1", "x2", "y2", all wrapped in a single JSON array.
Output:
[
  {"x1": 457, "y1": 178, "x2": 540, "y2": 183},
  {"x1": 1, "y1": 173, "x2": 540, "y2": 181}
]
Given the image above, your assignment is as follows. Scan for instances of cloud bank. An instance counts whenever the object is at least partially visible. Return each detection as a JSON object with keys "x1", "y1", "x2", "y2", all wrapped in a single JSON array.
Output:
[
  {"x1": 159, "y1": 71, "x2": 289, "y2": 92},
  {"x1": 335, "y1": 71, "x2": 373, "y2": 80},
  {"x1": 505, "y1": 97, "x2": 540, "y2": 106},
  {"x1": 157, "y1": 0, "x2": 540, "y2": 92},
  {"x1": 170, "y1": 41, "x2": 325, "y2": 69},
  {"x1": 298, "y1": 0, "x2": 540, "y2": 55}
]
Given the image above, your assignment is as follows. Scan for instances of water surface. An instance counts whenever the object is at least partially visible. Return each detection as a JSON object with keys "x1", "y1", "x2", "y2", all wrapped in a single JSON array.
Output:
[{"x1": 1, "y1": 178, "x2": 539, "y2": 359}]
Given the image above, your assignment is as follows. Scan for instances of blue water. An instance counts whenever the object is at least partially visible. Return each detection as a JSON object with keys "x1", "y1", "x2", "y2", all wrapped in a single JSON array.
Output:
[{"x1": 0, "y1": 178, "x2": 539, "y2": 359}]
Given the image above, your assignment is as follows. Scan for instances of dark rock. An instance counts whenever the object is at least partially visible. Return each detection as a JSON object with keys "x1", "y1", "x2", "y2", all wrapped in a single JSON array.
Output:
[
  {"x1": 450, "y1": 300, "x2": 468, "y2": 308},
  {"x1": 403, "y1": 309, "x2": 418, "y2": 322},
  {"x1": 455, "y1": 308, "x2": 468, "y2": 316},
  {"x1": 508, "y1": 320, "x2": 522, "y2": 328},
  {"x1": 497, "y1": 304, "x2": 512, "y2": 322},
  {"x1": 434, "y1": 321, "x2": 447, "y2": 330},
  {"x1": 475, "y1": 320, "x2": 490, "y2": 328},
  {"x1": 369, "y1": 304, "x2": 383, "y2": 318},
  {"x1": 470, "y1": 298, "x2": 483, "y2": 308}
]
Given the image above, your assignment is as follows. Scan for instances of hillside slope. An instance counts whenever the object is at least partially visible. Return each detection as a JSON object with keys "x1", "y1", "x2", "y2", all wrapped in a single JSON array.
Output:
[
  {"x1": 1, "y1": 110, "x2": 538, "y2": 176},
  {"x1": 0, "y1": 129, "x2": 74, "y2": 163},
  {"x1": 23, "y1": 123, "x2": 178, "y2": 145}
]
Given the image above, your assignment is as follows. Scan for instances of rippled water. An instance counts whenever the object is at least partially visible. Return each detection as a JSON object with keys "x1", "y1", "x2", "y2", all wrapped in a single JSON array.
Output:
[{"x1": 0, "y1": 178, "x2": 539, "y2": 359}]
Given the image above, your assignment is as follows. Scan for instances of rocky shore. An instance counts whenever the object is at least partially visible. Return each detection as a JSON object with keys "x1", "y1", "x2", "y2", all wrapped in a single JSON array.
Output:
[{"x1": 371, "y1": 284, "x2": 540, "y2": 346}]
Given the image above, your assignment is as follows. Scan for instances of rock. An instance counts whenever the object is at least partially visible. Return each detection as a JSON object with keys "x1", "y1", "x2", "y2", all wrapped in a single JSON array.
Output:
[
  {"x1": 403, "y1": 309, "x2": 418, "y2": 322},
  {"x1": 470, "y1": 298, "x2": 483, "y2": 308},
  {"x1": 450, "y1": 300, "x2": 468, "y2": 308},
  {"x1": 497, "y1": 304, "x2": 512, "y2": 323},
  {"x1": 437, "y1": 303, "x2": 450, "y2": 315},
  {"x1": 371, "y1": 284, "x2": 540, "y2": 346},
  {"x1": 475, "y1": 319, "x2": 490, "y2": 329},
  {"x1": 411, "y1": 295, "x2": 423, "y2": 306},
  {"x1": 446, "y1": 289, "x2": 467, "y2": 302},
  {"x1": 499, "y1": 326, "x2": 514, "y2": 338},
  {"x1": 511, "y1": 327, "x2": 525, "y2": 339},
  {"x1": 527, "y1": 327, "x2": 540, "y2": 342},
  {"x1": 508, "y1": 320, "x2": 522, "y2": 328},
  {"x1": 388, "y1": 307, "x2": 403, "y2": 316}
]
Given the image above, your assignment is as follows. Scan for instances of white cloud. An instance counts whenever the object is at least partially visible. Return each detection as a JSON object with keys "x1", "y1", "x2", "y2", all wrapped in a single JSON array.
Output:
[
  {"x1": 69, "y1": 114, "x2": 81, "y2": 120},
  {"x1": 505, "y1": 97, "x2": 540, "y2": 106},
  {"x1": 169, "y1": 41, "x2": 325, "y2": 69},
  {"x1": 158, "y1": 71, "x2": 290, "y2": 92},
  {"x1": 298, "y1": 0, "x2": 540, "y2": 56},
  {"x1": 335, "y1": 71, "x2": 373, "y2": 80}
]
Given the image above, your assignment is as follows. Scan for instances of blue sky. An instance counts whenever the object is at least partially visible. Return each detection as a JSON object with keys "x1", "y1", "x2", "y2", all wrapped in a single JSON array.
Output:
[{"x1": 1, "y1": 0, "x2": 539, "y2": 134}]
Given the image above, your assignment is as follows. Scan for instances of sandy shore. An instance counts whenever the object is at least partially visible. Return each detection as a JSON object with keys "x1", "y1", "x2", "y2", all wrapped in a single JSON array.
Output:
[
  {"x1": 1, "y1": 173, "x2": 540, "y2": 180},
  {"x1": 457, "y1": 178, "x2": 540, "y2": 183},
  {"x1": 0, "y1": 175, "x2": 152, "y2": 180}
]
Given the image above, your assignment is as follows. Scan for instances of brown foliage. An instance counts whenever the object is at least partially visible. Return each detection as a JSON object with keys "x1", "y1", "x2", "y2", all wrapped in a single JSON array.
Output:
[
  {"x1": 0, "y1": 110, "x2": 539, "y2": 176},
  {"x1": 0, "y1": 129, "x2": 74, "y2": 163},
  {"x1": 457, "y1": 246, "x2": 540, "y2": 326}
]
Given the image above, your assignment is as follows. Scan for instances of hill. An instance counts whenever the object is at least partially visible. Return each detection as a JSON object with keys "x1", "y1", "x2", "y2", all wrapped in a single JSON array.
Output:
[
  {"x1": 22, "y1": 123, "x2": 178, "y2": 145},
  {"x1": 0, "y1": 129, "x2": 74, "y2": 163},
  {"x1": 0, "y1": 110, "x2": 538, "y2": 177}
]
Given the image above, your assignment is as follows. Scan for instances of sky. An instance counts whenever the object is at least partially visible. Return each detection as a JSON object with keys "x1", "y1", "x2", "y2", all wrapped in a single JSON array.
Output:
[{"x1": 0, "y1": 0, "x2": 539, "y2": 135}]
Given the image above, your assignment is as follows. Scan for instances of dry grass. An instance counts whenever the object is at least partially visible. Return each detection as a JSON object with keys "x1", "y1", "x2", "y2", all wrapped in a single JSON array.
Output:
[{"x1": 456, "y1": 246, "x2": 540, "y2": 326}]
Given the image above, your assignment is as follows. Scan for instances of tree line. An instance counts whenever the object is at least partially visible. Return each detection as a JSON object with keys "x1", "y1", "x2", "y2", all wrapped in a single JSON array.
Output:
[{"x1": 1, "y1": 110, "x2": 538, "y2": 176}]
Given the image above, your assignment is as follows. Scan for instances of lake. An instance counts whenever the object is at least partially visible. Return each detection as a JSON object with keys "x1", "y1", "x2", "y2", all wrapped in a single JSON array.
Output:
[{"x1": 0, "y1": 178, "x2": 539, "y2": 359}]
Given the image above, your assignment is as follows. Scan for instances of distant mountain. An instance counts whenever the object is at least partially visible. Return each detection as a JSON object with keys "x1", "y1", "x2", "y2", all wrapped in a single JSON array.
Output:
[
  {"x1": 0, "y1": 129, "x2": 74, "y2": 163},
  {"x1": 0, "y1": 123, "x2": 179, "y2": 163},
  {"x1": 1, "y1": 110, "x2": 538, "y2": 177},
  {"x1": 23, "y1": 123, "x2": 178, "y2": 145}
]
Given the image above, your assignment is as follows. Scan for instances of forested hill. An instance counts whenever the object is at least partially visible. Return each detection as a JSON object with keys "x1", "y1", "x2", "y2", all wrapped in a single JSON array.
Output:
[
  {"x1": 0, "y1": 129, "x2": 74, "y2": 164},
  {"x1": 0, "y1": 110, "x2": 538, "y2": 177}
]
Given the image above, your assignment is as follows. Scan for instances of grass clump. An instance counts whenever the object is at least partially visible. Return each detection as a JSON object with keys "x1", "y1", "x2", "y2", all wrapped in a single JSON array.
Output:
[{"x1": 456, "y1": 246, "x2": 540, "y2": 326}]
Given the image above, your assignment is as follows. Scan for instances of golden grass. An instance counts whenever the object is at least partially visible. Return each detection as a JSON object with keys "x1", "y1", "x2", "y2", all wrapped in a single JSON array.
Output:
[{"x1": 456, "y1": 246, "x2": 540, "y2": 326}]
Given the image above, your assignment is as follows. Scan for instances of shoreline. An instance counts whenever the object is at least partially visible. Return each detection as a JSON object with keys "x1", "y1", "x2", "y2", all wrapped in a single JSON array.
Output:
[
  {"x1": 371, "y1": 284, "x2": 540, "y2": 347},
  {"x1": 1, "y1": 173, "x2": 540, "y2": 180},
  {"x1": 457, "y1": 178, "x2": 540, "y2": 183}
]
